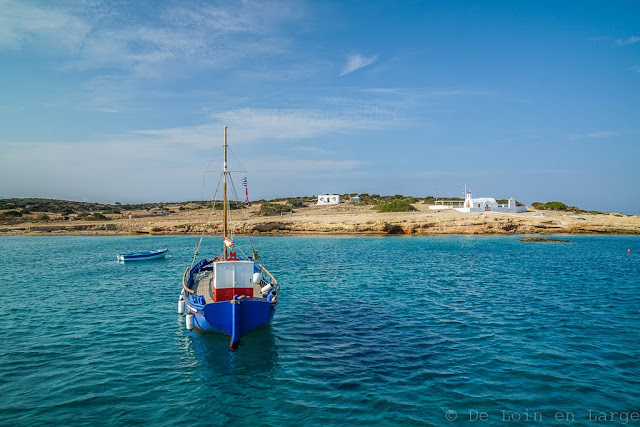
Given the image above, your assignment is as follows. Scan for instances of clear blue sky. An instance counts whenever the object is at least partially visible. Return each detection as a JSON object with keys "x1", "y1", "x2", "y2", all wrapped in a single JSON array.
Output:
[{"x1": 1, "y1": 0, "x2": 639, "y2": 213}]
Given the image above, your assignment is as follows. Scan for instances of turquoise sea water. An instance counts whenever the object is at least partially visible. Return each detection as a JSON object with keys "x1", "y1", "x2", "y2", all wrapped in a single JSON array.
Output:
[{"x1": 0, "y1": 235, "x2": 639, "y2": 426}]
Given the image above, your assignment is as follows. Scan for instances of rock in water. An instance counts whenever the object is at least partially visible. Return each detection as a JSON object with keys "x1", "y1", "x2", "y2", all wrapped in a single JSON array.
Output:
[{"x1": 520, "y1": 237, "x2": 570, "y2": 243}]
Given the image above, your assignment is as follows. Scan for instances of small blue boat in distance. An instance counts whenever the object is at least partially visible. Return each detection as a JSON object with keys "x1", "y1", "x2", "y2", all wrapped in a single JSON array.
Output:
[
  {"x1": 117, "y1": 248, "x2": 168, "y2": 262},
  {"x1": 178, "y1": 125, "x2": 280, "y2": 349}
]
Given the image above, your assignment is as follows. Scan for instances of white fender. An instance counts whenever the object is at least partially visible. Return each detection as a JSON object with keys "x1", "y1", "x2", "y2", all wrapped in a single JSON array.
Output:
[
  {"x1": 261, "y1": 284, "x2": 273, "y2": 296},
  {"x1": 178, "y1": 293, "x2": 185, "y2": 315},
  {"x1": 252, "y1": 272, "x2": 261, "y2": 284},
  {"x1": 185, "y1": 313, "x2": 194, "y2": 330}
]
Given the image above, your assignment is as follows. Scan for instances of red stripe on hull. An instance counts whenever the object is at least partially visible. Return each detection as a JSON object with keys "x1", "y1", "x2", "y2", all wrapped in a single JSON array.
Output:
[{"x1": 214, "y1": 287, "x2": 253, "y2": 301}]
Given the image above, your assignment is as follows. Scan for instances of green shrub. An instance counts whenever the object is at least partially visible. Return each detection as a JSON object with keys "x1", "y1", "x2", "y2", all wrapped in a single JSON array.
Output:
[
  {"x1": 287, "y1": 198, "x2": 307, "y2": 208},
  {"x1": 258, "y1": 202, "x2": 292, "y2": 216},
  {"x1": 211, "y1": 201, "x2": 245, "y2": 210},
  {"x1": 1, "y1": 210, "x2": 22, "y2": 218},
  {"x1": 86, "y1": 213, "x2": 109, "y2": 221},
  {"x1": 36, "y1": 213, "x2": 50, "y2": 221},
  {"x1": 376, "y1": 199, "x2": 417, "y2": 213},
  {"x1": 542, "y1": 201, "x2": 568, "y2": 211},
  {"x1": 532, "y1": 201, "x2": 583, "y2": 212}
]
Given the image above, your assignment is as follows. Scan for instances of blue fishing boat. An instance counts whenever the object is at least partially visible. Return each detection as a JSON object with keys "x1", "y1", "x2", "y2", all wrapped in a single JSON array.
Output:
[
  {"x1": 178, "y1": 126, "x2": 280, "y2": 349},
  {"x1": 117, "y1": 248, "x2": 168, "y2": 262}
]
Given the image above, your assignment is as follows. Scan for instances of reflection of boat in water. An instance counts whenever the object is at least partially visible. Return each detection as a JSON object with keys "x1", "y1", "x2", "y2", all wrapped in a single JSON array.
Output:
[
  {"x1": 178, "y1": 126, "x2": 280, "y2": 349},
  {"x1": 117, "y1": 248, "x2": 168, "y2": 262},
  {"x1": 181, "y1": 327, "x2": 279, "y2": 376}
]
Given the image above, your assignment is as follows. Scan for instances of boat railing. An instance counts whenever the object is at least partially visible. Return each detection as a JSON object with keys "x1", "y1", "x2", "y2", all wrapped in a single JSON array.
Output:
[
  {"x1": 182, "y1": 259, "x2": 210, "y2": 295},
  {"x1": 182, "y1": 267, "x2": 195, "y2": 294},
  {"x1": 259, "y1": 264, "x2": 280, "y2": 292}
]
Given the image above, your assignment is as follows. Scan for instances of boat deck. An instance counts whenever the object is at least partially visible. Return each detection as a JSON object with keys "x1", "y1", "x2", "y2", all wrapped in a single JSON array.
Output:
[
  {"x1": 193, "y1": 271, "x2": 214, "y2": 303},
  {"x1": 193, "y1": 271, "x2": 264, "y2": 303}
]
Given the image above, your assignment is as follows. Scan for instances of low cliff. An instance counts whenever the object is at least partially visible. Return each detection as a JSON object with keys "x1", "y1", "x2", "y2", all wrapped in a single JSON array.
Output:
[{"x1": 2, "y1": 203, "x2": 639, "y2": 236}]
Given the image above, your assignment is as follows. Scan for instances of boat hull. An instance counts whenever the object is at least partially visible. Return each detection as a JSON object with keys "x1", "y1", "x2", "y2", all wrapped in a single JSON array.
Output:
[
  {"x1": 117, "y1": 249, "x2": 168, "y2": 262},
  {"x1": 185, "y1": 297, "x2": 277, "y2": 346}
]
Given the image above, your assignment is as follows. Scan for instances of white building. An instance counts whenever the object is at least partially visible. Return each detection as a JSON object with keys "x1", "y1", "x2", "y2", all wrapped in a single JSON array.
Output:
[
  {"x1": 429, "y1": 187, "x2": 526, "y2": 213},
  {"x1": 317, "y1": 194, "x2": 340, "y2": 205}
]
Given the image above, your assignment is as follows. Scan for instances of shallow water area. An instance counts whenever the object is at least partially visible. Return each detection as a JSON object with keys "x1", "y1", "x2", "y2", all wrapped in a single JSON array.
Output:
[{"x1": 0, "y1": 235, "x2": 639, "y2": 425}]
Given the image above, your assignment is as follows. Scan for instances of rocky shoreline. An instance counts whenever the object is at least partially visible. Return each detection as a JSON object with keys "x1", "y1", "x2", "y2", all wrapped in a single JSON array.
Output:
[{"x1": 2, "y1": 202, "x2": 639, "y2": 236}]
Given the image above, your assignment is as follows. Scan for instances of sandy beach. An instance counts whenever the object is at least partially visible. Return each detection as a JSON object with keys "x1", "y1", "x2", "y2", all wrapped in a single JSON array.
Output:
[{"x1": 2, "y1": 202, "x2": 639, "y2": 236}]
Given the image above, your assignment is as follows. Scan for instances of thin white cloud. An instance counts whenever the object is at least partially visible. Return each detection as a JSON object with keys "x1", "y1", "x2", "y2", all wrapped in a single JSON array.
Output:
[
  {"x1": 411, "y1": 170, "x2": 457, "y2": 177},
  {"x1": 0, "y1": 1, "x2": 306, "y2": 113},
  {"x1": 616, "y1": 36, "x2": 640, "y2": 46},
  {"x1": 567, "y1": 131, "x2": 620, "y2": 141},
  {"x1": 89, "y1": 107, "x2": 120, "y2": 113},
  {"x1": 1, "y1": 1, "x2": 301, "y2": 74},
  {"x1": 127, "y1": 107, "x2": 392, "y2": 148},
  {"x1": 320, "y1": 96, "x2": 395, "y2": 118},
  {"x1": 423, "y1": 89, "x2": 495, "y2": 97},
  {"x1": 339, "y1": 54, "x2": 378, "y2": 76},
  {"x1": 352, "y1": 87, "x2": 495, "y2": 113},
  {"x1": 212, "y1": 108, "x2": 388, "y2": 142},
  {"x1": 0, "y1": 0, "x2": 89, "y2": 52},
  {"x1": 254, "y1": 158, "x2": 364, "y2": 174},
  {"x1": 632, "y1": 66, "x2": 640, "y2": 73},
  {"x1": 0, "y1": 130, "x2": 364, "y2": 202},
  {"x1": 129, "y1": 124, "x2": 221, "y2": 148},
  {"x1": 293, "y1": 146, "x2": 331, "y2": 154},
  {"x1": 167, "y1": 1, "x2": 302, "y2": 34},
  {"x1": 521, "y1": 168, "x2": 580, "y2": 175},
  {"x1": 360, "y1": 87, "x2": 495, "y2": 98},
  {"x1": 361, "y1": 88, "x2": 407, "y2": 95}
]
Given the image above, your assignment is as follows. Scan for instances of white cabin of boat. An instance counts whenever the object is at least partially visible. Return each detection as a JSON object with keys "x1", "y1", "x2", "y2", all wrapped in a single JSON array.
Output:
[
  {"x1": 190, "y1": 258, "x2": 265, "y2": 304},
  {"x1": 212, "y1": 259, "x2": 255, "y2": 300}
]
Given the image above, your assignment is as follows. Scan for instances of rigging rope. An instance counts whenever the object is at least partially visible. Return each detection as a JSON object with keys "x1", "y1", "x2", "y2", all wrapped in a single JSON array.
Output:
[
  {"x1": 189, "y1": 151, "x2": 260, "y2": 267},
  {"x1": 227, "y1": 171, "x2": 259, "y2": 259},
  {"x1": 202, "y1": 147, "x2": 223, "y2": 173},
  {"x1": 227, "y1": 146, "x2": 248, "y2": 175},
  {"x1": 190, "y1": 172, "x2": 224, "y2": 269}
]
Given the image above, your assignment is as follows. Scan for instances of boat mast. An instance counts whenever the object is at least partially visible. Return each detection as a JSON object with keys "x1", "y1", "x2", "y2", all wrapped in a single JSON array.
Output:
[{"x1": 223, "y1": 125, "x2": 228, "y2": 260}]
